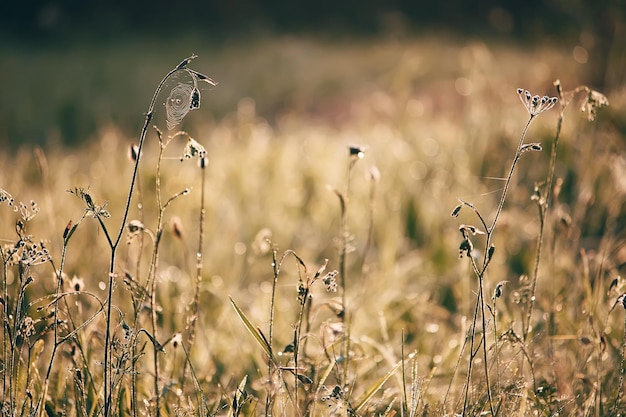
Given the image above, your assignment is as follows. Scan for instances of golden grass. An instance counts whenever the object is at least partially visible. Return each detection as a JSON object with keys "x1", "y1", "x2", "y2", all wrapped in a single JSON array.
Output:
[{"x1": 1, "y1": 34, "x2": 625, "y2": 416}]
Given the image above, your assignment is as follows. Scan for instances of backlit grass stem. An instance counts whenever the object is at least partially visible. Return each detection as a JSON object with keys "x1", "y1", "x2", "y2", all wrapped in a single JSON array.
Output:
[{"x1": 102, "y1": 55, "x2": 199, "y2": 417}]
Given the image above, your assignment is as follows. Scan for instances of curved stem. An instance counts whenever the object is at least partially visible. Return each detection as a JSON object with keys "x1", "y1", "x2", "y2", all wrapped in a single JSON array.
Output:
[{"x1": 103, "y1": 55, "x2": 197, "y2": 417}]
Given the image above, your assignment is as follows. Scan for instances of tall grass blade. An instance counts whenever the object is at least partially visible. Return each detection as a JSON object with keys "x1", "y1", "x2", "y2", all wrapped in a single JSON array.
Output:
[
  {"x1": 229, "y1": 296, "x2": 277, "y2": 364},
  {"x1": 354, "y1": 360, "x2": 401, "y2": 413}
]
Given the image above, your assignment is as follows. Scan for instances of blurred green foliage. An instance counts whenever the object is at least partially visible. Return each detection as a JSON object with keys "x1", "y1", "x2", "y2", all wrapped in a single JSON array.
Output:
[{"x1": 0, "y1": 1, "x2": 624, "y2": 147}]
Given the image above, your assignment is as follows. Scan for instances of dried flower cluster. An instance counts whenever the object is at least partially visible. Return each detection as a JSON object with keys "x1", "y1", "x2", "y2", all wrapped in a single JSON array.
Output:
[{"x1": 517, "y1": 88, "x2": 558, "y2": 117}]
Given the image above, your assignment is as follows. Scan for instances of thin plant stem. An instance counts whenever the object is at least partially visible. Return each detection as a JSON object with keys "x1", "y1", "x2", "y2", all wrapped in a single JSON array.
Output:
[
  {"x1": 37, "y1": 246, "x2": 69, "y2": 417},
  {"x1": 180, "y1": 157, "x2": 207, "y2": 397},
  {"x1": 488, "y1": 115, "x2": 535, "y2": 236},
  {"x1": 102, "y1": 55, "x2": 198, "y2": 417},
  {"x1": 1, "y1": 246, "x2": 9, "y2": 411},
  {"x1": 522, "y1": 83, "x2": 577, "y2": 341},
  {"x1": 613, "y1": 311, "x2": 626, "y2": 414},
  {"x1": 401, "y1": 329, "x2": 407, "y2": 417},
  {"x1": 265, "y1": 246, "x2": 279, "y2": 416},
  {"x1": 145, "y1": 139, "x2": 173, "y2": 416},
  {"x1": 339, "y1": 155, "x2": 358, "y2": 388},
  {"x1": 461, "y1": 115, "x2": 536, "y2": 416}
]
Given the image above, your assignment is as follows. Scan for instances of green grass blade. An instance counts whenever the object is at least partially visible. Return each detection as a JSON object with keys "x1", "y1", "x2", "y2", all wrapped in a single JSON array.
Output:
[
  {"x1": 229, "y1": 296, "x2": 277, "y2": 364},
  {"x1": 354, "y1": 360, "x2": 401, "y2": 413}
]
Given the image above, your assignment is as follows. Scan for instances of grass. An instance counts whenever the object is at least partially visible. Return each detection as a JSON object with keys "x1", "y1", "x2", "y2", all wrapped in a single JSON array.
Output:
[{"x1": 0, "y1": 34, "x2": 625, "y2": 416}]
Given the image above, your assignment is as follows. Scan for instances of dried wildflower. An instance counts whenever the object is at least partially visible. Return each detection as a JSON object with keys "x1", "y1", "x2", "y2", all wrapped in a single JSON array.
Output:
[
  {"x1": 127, "y1": 220, "x2": 145, "y2": 234},
  {"x1": 322, "y1": 270, "x2": 339, "y2": 292},
  {"x1": 18, "y1": 200, "x2": 39, "y2": 221},
  {"x1": 128, "y1": 144, "x2": 139, "y2": 162},
  {"x1": 297, "y1": 281, "x2": 309, "y2": 303},
  {"x1": 581, "y1": 89, "x2": 609, "y2": 122},
  {"x1": 170, "y1": 333, "x2": 183, "y2": 350},
  {"x1": 180, "y1": 136, "x2": 207, "y2": 161},
  {"x1": 198, "y1": 156, "x2": 209, "y2": 169},
  {"x1": 0, "y1": 189, "x2": 16, "y2": 211},
  {"x1": 170, "y1": 216, "x2": 184, "y2": 240},
  {"x1": 121, "y1": 320, "x2": 132, "y2": 339},
  {"x1": 314, "y1": 259, "x2": 329, "y2": 279},
  {"x1": 493, "y1": 280, "x2": 508, "y2": 300},
  {"x1": 517, "y1": 88, "x2": 558, "y2": 117},
  {"x1": 19, "y1": 241, "x2": 50, "y2": 266},
  {"x1": 68, "y1": 188, "x2": 110, "y2": 220},
  {"x1": 69, "y1": 275, "x2": 85, "y2": 292},
  {"x1": 459, "y1": 224, "x2": 485, "y2": 236},
  {"x1": 520, "y1": 143, "x2": 543, "y2": 153},
  {"x1": 19, "y1": 316, "x2": 36, "y2": 338},
  {"x1": 459, "y1": 238, "x2": 473, "y2": 259},
  {"x1": 349, "y1": 145, "x2": 366, "y2": 159},
  {"x1": 451, "y1": 204, "x2": 462, "y2": 218},
  {"x1": 486, "y1": 244, "x2": 495, "y2": 263},
  {"x1": 63, "y1": 220, "x2": 73, "y2": 240}
]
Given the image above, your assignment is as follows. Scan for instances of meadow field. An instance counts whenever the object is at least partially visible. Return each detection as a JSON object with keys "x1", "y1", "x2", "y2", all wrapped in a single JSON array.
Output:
[{"x1": 1, "y1": 34, "x2": 625, "y2": 416}]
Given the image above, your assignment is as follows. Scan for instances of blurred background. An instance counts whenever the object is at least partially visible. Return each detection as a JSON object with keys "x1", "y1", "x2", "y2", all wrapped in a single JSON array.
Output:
[{"x1": 0, "y1": 0, "x2": 624, "y2": 147}]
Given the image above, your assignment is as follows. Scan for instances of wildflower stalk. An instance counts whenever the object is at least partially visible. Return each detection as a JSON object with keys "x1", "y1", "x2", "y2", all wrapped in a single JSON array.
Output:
[
  {"x1": 469, "y1": 119, "x2": 533, "y2": 416},
  {"x1": 613, "y1": 296, "x2": 626, "y2": 414},
  {"x1": 38, "y1": 234, "x2": 73, "y2": 417},
  {"x1": 265, "y1": 245, "x2": 280, "y2": 416},
  {"x1": 102, "y1": 55, "x2": 200, "y2": 417},
  {"x1": 180, "y1": 156, "x2": 208, "y2": 396},
  {"x1": 1, "y1": 239, "x2": 9, "y2": 410},
  {"x1": 337, "y1": 146, "x2": 363, "y2": 388},
  {"x1": 523, "y1": 81, "x2": 608, "y2": 341},
  {"x1": 458, "y1": 89, "x2": 557, "y2": 416}
]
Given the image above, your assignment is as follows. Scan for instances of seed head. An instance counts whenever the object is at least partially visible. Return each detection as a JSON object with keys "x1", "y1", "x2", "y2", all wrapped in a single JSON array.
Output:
[
  {"x1": 493, "y1": 280, "x2": 508, "y2": 300},
  {"x1": 127, "y1": 220, "x2": 145, "y2": 234},
  {"x1": 70, "y1": 276, "x2": 85, "y2": 292},
  {"x1": 170, "y1": 216, "x2": 184, "y2": 240},
  {"x1": 581, "y1": 89, "x2": 609, "y2": 122},
  {"x1": 128, "y1": 144, "x2": 139, "y2": 162},
  {"x1": 63, "y1": 220, "x2": 73, "y2": 240},
  {"x1": 520, "y1": 143, "x2": 543, "y2": 153},
  {"x1": 517, "y1": 88, "x2": 558, "y2": 117},
  {"x1": 349, "y1": 145, "x2": 366, "y2": 159},
  {"x1": 181, "y1": 136, "x2": 207, "y2": 161},
  {"x1": 322, "y1": 270, "x2": 339, "y2": 292},
  {"x1": 451, "y1": 204, "x2": 462, "y2": 218},
  {"x1": 487, "y1": 244, "x2": 496, "y2": 263},
  {"x1": 171, "y1": 333, "x2": 183, "y2": 350},
  {"x1": 459, "y1": 238, "x2": 473, "y2": 259}
]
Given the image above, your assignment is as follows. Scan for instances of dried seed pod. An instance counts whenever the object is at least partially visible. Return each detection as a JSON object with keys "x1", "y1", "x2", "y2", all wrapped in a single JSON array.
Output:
[{"x1": 451, "y1": 204, "x2": 462, "y2": 218}]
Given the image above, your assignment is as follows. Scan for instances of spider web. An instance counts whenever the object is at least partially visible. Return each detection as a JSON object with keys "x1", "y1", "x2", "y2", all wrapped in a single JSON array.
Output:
[{"x1": 164, "y1": 70, "x2": 202, "y2": 131}]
